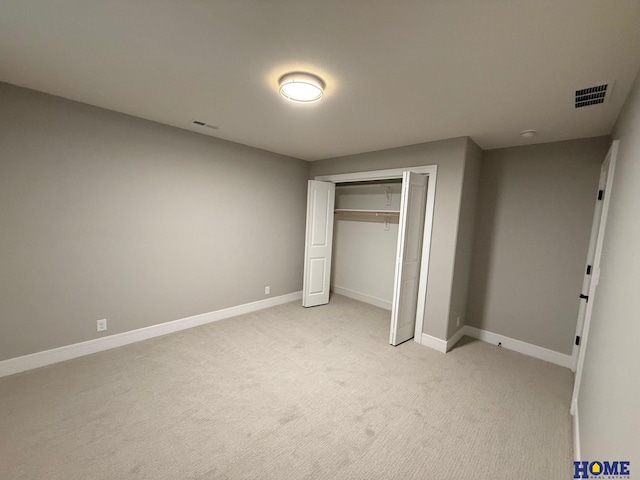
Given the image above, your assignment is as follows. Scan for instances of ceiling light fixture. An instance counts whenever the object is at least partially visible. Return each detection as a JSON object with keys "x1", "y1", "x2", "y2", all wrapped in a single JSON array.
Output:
[
  {"x1": 279, "y1": 72, "x2": 325, "y2": 103},
  {"x1": 521, "y1": 129, "x2": 537, "y2": 138}
]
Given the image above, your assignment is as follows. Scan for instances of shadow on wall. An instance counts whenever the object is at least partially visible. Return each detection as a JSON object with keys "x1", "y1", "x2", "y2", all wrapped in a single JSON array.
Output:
[
  {"x1": 464, "y1": 137, "x2": 608, "y2": 356},
  {"x1": 466, "y1": 158, "x2": 506, "y2": 330}
]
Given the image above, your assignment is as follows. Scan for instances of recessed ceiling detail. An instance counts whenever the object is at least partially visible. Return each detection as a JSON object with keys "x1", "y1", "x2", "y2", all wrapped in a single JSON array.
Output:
[{"x1": 575, "y1": 84, "x2": 608, "y2": 108}]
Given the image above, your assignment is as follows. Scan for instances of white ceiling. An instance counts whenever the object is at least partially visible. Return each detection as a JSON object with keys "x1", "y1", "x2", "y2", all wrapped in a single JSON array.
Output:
[{"x1": 1, "y1": 1, "x2": 639, "y2": 161}]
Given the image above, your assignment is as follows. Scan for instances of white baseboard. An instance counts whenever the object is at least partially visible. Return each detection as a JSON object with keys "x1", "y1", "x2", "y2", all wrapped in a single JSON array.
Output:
[
  {"x1": 573, "y1": 401, "x2": 581, "y2": 461},
  {"x1": 420, "y1": 333, "x2": 447, "y2": 353},
  {"x1": 0, "y1": 291, "x2": 302, "y2": 378},
  {"x1": 463, "y1": 326, "x2": 573, "y2": 369},
  {"x1": 446, "y1": 326, "x2": 466, "y2": 352},
  {"x1": 421, "y1": 327, "x2": 465, "y2": 354},
  {"x1": 331, "y1": 286, "x2": 392, "y2": 311}
]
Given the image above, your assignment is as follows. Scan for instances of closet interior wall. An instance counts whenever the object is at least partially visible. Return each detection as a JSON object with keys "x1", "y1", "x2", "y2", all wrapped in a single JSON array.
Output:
[{"x1": 331, "y1": 181, "x2": 402, "y2": 311}]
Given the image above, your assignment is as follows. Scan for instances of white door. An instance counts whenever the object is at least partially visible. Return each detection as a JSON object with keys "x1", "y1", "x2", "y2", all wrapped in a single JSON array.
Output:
[
  {"x1": 570, "y1": 140, "x2": 619, "y2": 415},
  {"x1": 390, "y1": 172, "x2": 428, "y2": 345},
  {"x1": 302, "y1": 180, "x2": 335, "y2": 307},
  {"x1": 571, "y1": 145, "x2": 616, "y2": 366}
]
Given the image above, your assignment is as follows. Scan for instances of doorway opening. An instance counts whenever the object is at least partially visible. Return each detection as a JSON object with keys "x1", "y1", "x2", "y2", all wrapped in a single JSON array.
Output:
[{"x1": 302, "y1": 166, "x2": 437, "y2": 346}]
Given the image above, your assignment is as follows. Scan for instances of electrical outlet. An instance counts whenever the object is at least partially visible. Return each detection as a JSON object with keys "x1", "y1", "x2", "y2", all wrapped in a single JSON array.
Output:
[
  {"x1": 456, "y1": 316, "x2": 461, "y2": 327},
  {"x1": 264, "y1": 285, "x2": 270, "y2": 295},
  {"x1": 96, "y1": 319, "x2": 107, "y2": 332}
]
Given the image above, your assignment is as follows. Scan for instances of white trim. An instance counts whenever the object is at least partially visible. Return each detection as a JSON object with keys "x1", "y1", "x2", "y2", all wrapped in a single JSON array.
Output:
[
  {"x1": 0, "y1": 291, "x2": 302, "y2": 378},
  {"x1": 446, "y1": 326, "x2": 466, "y2": 352},
  {"x1": 464, "y1": 326, "x2": 573, "y2": 369},
  {"x1": 315, "y1": 165, "x2": 437, "y2": 347},
  {"x1": 414, "y1": 168, "x2": 437, "y2": 342},
  {"x1": 316, "y1": 166, "x2": 427, "y2": 183},
  {"x1": 573, "y1": 401, "x2": 581, "y2": 462},
  {"x1": 421, "y1": 325, "x2": 464, "y2": 354},
  {"x1": 421, "y1": 326, "x2": 573, "y2": 368},
  {"x1": 331, "y1": 286, "x2": 391, "y2": 311},
  {"x1": 420, "y1": 333, "x2": 447, "y2": 353}
]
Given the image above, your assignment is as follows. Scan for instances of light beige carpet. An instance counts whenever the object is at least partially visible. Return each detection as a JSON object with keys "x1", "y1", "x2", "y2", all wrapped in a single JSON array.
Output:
[{"x1": 0, "y1": 295, "x2": 573, "y2": 479}]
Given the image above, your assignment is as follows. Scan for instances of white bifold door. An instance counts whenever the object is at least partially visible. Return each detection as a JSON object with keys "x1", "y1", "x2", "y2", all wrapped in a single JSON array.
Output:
[
  {"x1": 389, "y1": 172, "x2": 428, "y2": 345},
  {"x1": 302, "y1": 173, "x2": 428, "y2": 347},
  {"x1": 302, "y1": 180, "x2": 335, "y2": 307}
]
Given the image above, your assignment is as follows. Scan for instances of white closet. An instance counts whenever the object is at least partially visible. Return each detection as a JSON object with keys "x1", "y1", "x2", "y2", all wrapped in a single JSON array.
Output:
[{"x1": 302, "y1": 168, "x2": 436, "y2": 346}]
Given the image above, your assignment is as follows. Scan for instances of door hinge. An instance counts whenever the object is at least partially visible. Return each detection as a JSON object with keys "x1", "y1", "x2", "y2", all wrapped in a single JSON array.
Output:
[
  {"x1": 586, "y1": 265, "x2": 592, "y2": 275},
  {"x1": 598, "y1": 190, "x2": 604, "y2": 200},
  {"x1": 575, "y1": 336, "x2": 581, "y2": 346},
  {"x1": 579, "y1": 293, "x2": 589, "y2": 302}
]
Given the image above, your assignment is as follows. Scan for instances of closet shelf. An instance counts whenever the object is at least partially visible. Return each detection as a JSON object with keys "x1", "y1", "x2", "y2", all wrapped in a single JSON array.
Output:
[{"x1": 334, "y1": 209, "x2": 400, "y2": 217}]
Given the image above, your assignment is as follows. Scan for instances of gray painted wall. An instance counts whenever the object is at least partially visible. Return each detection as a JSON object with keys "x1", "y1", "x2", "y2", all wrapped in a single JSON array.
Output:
[
  {"x1": 466, "y1": 136, "x2": 609, "y2": 355},
  {"x1": 310, "y1": 137, "x2": 471, "y2": 340},
  {"x1": 0, "y1": 83, "x2": 309, "y2": 360},
  {"x1": 447, "y1": 138, "x2": 482, "y2": 337},
  {"x1": 579, "y1": 72, "x2": 640, "y2": 466}
]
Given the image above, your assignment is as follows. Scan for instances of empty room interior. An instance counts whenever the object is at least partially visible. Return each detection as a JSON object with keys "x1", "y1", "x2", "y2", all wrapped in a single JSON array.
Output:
[{"x1": 1, "y1": 2, "x2": 640, "y2": 479}]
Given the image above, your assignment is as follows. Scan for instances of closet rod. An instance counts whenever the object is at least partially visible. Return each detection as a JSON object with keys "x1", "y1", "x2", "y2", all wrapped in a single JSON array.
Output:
[{"x1": 334, "y1": 209, "x2": 400, "y2": 217}]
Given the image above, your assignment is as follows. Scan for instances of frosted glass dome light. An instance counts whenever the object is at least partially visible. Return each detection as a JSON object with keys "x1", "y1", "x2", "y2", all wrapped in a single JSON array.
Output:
[{"x1": 279, "y1": 72, "x2": 325, "y2": 103}]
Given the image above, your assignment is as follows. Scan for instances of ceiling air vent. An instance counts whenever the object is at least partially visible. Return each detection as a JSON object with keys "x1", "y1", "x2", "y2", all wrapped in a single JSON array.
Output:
[
  {"x1": 575, "y1": 84, "x2": 608, "y2": 108},
  {"x1": 191, "y1": 119, "x2": 218, "y2": 130}
]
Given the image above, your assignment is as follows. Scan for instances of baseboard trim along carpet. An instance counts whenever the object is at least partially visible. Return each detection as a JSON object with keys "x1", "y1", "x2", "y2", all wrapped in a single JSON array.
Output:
[
  {"x1": 462, "y1": 326, "x2": 574, "y2": 369},
  {"x1": 420, "y1": 325, "x2": 573, "y2": 369},
  {"x1": 0, "y1": 291, "x2": 303, "y2": 378},
  {"x1": 420, "y1": 333, "x2": 447, "y2": 353},
  {"x1": 331, "y1": 286, "x2": 392, "y2": 311},
  {"x1": 420, "y1": 327, "x2": 466, "y2": 354},
  {"x1": 446, "y1": 326, "x2": 466, "y2": 352}
]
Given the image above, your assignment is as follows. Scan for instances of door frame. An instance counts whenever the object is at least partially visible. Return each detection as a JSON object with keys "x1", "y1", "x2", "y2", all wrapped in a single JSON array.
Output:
[{"x1": 315, "y1": 165, "x2": 437, "y2": 343}]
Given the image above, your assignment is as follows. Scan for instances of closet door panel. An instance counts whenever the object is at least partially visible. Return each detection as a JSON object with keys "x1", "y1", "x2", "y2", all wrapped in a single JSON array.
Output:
[
  {"x1": 390, "y1": 172, "x2": 428, "y2": 345},
  {"x1": 302, "y1": 181, "x2": 335, "y2": 307},
  {"x1": 308, "y1": 258, "x2": 327, "y2": 295}
]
